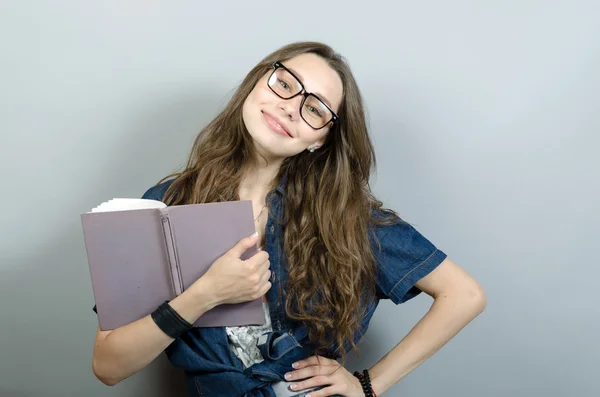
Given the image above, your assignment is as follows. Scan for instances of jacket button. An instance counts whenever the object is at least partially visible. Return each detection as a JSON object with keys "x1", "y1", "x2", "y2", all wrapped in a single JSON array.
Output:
[{"x1": 270, "y1": 225, "x2": 274, "y2": 233}]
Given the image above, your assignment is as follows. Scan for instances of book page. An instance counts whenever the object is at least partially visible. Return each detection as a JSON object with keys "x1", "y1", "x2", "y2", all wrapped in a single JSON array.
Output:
[{"x1": 89, "y1": 198, "x2": 166, "y2": 213}]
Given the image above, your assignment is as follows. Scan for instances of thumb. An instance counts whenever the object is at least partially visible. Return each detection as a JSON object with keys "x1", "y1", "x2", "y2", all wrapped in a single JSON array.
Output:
[{"x1": 229, "y1": 232, "x2": 259, "y2": 258}]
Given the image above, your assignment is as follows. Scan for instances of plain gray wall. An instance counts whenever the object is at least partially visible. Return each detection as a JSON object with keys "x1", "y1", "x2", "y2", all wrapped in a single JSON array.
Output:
[{"x1": 1, "y1": 1, "x2": 598, "y2": 396}]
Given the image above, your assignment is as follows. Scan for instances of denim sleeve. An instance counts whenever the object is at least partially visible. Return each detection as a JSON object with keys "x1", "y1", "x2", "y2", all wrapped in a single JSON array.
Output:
[
  {"x1": 374, "y1": 219, "x2": 448, "y2": 304},
  {"x1": 141, "y1": 179, "x2": 174, "y2": 201},
  {"x1": 91, "y1": 179, "x2": 174, "y2": 315}
]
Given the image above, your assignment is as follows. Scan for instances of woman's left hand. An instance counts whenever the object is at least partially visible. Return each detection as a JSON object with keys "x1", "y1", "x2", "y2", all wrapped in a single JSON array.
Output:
[{"x1": 284, "y1": 355, "x2": 365, "y2": 397}]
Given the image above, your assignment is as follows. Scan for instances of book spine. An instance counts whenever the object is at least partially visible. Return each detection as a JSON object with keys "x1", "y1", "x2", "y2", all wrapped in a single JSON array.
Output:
[{"x1": 159, "y1": 208, "x2": 184, "y2": 296}]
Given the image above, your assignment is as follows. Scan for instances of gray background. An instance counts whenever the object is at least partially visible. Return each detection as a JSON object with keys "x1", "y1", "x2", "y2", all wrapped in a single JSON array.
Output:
[{"x1": 1, "y1": 1, "x2": 598, "y2": 396}]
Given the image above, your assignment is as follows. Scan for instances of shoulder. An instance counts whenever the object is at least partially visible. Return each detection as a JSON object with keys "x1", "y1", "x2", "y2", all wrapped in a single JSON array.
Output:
[
  {"x1": 141, "y1": 178, "x2": 176, "y2": 201},
  {"x1": 368, "y1": 207, "x2": 406, "y2": 242},
  {"x1": 369, "y1": 207, "x2": 433, "y2": 247},
  {"x1": 369, "y1": 209, "x2": 448, "y2": 304}
]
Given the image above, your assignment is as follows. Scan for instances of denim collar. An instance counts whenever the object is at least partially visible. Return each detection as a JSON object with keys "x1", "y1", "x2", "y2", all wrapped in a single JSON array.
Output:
[{"x1": 274, "y1": 171, "x2": 287, "y2": 196}]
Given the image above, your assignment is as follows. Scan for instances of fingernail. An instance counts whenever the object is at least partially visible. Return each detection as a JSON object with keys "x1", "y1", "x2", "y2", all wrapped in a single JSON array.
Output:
[
  {"x1": 284, "y1": 373, "x2": 291, "y2": 380},
  {"x1": 292, "y1": 362, "x2": 299, "y2": 368},
  {"x1": 290, "y1": 384, "x2": 297, "y2": 390}
]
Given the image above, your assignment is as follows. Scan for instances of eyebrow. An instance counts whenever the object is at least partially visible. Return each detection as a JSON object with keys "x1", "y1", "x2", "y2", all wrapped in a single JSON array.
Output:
[{"x1": 286, "y1": 66, "x2": 334, "y2": 110}]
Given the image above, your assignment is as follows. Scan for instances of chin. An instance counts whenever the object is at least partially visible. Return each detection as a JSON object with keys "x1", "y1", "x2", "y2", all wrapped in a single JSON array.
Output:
[{"x1": 254, "y1": 133, "x2": 297, "y2": 160}]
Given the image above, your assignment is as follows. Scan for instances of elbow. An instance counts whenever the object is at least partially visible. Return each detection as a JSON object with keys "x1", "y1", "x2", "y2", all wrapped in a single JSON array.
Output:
[
  {"x1": 92, "y1": 357, "x2": 122, "y2": 387},
  {"x1": 436, "y1": 279, "x2": 487, "y2": 315},
  {"x1": 99, "y1": 377, "x2": 120, "y2": 387},
  {"x1": 440, "y1": 281, "x2": 487, "y2": 317},
  {"x1": 466, "y1": 282, "x2": 487, "y2": 315},
  {"x1": 99, "y1": 378, "x2": 120, "y2": 387}
]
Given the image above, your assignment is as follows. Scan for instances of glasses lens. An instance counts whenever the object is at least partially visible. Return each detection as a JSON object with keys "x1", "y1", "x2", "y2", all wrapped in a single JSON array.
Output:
[
  {"x1": 301, "y1": 94, "x2": 332, "y2": 129},
  {"x1": 268, "y1": 68, "x2": 302, "y2": 99}
]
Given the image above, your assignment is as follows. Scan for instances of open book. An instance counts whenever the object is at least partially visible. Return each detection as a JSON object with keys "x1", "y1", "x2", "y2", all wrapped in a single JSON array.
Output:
[{"x1": 81, "y1": 198, "x2": 265, "y2": 331}]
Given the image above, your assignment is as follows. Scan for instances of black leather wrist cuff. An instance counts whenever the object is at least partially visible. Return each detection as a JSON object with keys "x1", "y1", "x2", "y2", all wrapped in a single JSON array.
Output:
[{"x1": 151, "y1": 301, "x2": 193, "y2": 339}]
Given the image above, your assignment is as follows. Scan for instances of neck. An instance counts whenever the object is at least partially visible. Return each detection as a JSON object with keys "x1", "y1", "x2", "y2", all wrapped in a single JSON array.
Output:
[{"x1": 238, "y1": 160, "x2": 282, "y2": 203}]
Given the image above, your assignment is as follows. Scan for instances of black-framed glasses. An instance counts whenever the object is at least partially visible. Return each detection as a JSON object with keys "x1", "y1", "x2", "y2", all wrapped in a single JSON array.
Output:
[{"x1": 267, "y1": 61, "x2": 339, "y2": 130}]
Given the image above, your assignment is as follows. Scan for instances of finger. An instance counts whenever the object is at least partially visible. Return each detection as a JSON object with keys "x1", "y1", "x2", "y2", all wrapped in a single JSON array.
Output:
[
  {"x1": 293, "y1": 355, "x2": 336, "y2": 369},
  {"x1": 259, "y1": 267, "x2": 271, "y2": 284},
  {"x1": 257, "y1": 280, "x2": 272, "y2": 297},
  {"x1": 229, "y1": 232, "x2": 260, "y2": 258},
  {"x1": 305, "y1": 385, "x2": 342, "y2": 397},
  {"x1": 259, "y1": 256, "x2": 271, "y2": 273},
  {"x1": 252, "y1": 258, "x2": 270, "y2": 280},
  {"x1": 288, "y1": 375, "x2": 331, "y2": 393},
  {"x1": 285, "y1": 364, "x2": 337, "y2": 382},
  {"x1": 246, "y1": 250, "x2": 269, "y2": 267},
  {"x1": 260, "y1": 267, "x2": 271, "y2": 281}
]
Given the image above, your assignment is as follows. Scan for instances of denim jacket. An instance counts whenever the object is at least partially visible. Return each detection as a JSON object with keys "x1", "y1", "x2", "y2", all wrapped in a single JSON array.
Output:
[{"x1": 114, "y1": 174, "x2": 447, "y2": 397}]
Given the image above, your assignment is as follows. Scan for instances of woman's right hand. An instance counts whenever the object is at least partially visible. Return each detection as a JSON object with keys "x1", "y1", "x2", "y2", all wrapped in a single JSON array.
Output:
[{"x1": 200, "y1": 232, "x2": 271, "y2": 305}]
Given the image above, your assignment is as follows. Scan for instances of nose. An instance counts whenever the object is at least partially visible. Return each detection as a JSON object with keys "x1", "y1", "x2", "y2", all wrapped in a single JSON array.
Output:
[{"x1": 279, "y1": 95, "x2": 303, "y2": 121}]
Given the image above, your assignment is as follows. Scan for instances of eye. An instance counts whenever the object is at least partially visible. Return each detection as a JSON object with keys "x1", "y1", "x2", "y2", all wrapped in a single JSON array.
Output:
[
  {"x1": 306, "y1": 105, "x2": 323, "y2": 117},
  {"x1": 278, "y1": 78, "x2": 291, "y2": 91}
]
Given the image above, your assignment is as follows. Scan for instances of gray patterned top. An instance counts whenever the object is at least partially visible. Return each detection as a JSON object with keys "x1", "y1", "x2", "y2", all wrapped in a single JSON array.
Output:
[{"x1": 225, "y1": 297, "x2": 273, "y2": 369}]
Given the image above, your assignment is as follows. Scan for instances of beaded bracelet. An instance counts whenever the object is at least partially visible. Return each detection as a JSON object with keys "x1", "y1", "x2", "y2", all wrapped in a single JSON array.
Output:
[{"x1": 353, "y1": 369, "x2": 377, "y2": 397}]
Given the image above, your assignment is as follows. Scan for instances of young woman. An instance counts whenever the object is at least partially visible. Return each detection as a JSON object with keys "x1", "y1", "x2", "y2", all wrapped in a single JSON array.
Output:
[{"x1": 91, "y1": 41, "x2": 486, "y2": 397}]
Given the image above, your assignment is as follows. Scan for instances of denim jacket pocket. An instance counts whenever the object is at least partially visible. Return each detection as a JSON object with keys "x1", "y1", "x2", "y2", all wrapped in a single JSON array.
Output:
[{"x1": 257, "y1": 330, "x2": 302, "y2": 361}]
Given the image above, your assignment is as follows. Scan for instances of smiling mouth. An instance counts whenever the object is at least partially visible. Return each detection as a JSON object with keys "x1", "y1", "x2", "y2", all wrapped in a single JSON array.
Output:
[{"x1": 262, "y1": 111, "x2": 292, "y2": 138}]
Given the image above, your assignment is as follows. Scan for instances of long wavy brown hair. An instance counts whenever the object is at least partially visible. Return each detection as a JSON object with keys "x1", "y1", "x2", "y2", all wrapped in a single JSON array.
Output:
[{"x1": 159, "y1": 41, "x2": 399, "y2": 362}]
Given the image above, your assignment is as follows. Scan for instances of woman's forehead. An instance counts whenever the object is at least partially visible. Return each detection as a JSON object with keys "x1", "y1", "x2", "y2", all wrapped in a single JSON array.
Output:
[{"x1": 283, "y1": 53, "x2": 343, "y2": 112}]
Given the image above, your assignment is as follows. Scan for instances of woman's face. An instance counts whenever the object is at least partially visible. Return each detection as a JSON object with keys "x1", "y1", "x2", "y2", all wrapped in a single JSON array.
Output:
[{"x1": 242, "y1": 53, "x2": 343, "y2": 160}]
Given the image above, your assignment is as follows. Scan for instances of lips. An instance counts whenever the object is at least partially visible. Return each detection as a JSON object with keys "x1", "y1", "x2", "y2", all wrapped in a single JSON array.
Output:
[{"x1": 262, "y1": 111, "x2": 292, "y2": 138}]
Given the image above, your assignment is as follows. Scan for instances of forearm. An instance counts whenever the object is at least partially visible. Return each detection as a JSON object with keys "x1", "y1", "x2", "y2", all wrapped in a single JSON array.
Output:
[
  {"x1": 92, "y1": 277, "x2": 218, "y2": 385},
  {"x1": 369, "y1": 290, "x2": 486, "y2": 395},
  {"x1": 93, "y1": 315, "x2": 176, "y2": 385}
]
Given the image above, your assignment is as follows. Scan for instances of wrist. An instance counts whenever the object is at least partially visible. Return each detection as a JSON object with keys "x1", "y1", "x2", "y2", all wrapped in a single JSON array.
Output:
[
  {"x1": 370, "y1": 375, "x2": 382, "y2": 397},
  {"x1": 188, "y1": 274, "x2": 220, "y2": 311},
  {"x1": 367, "y1": 366, "x2": 388, "y2": 397},
  {"x1": 151, "y1": 301, "x2": 192, "y2": 339},
  {"x1": 353, "y1": 369, "x2": 377, "y2": 397}
]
